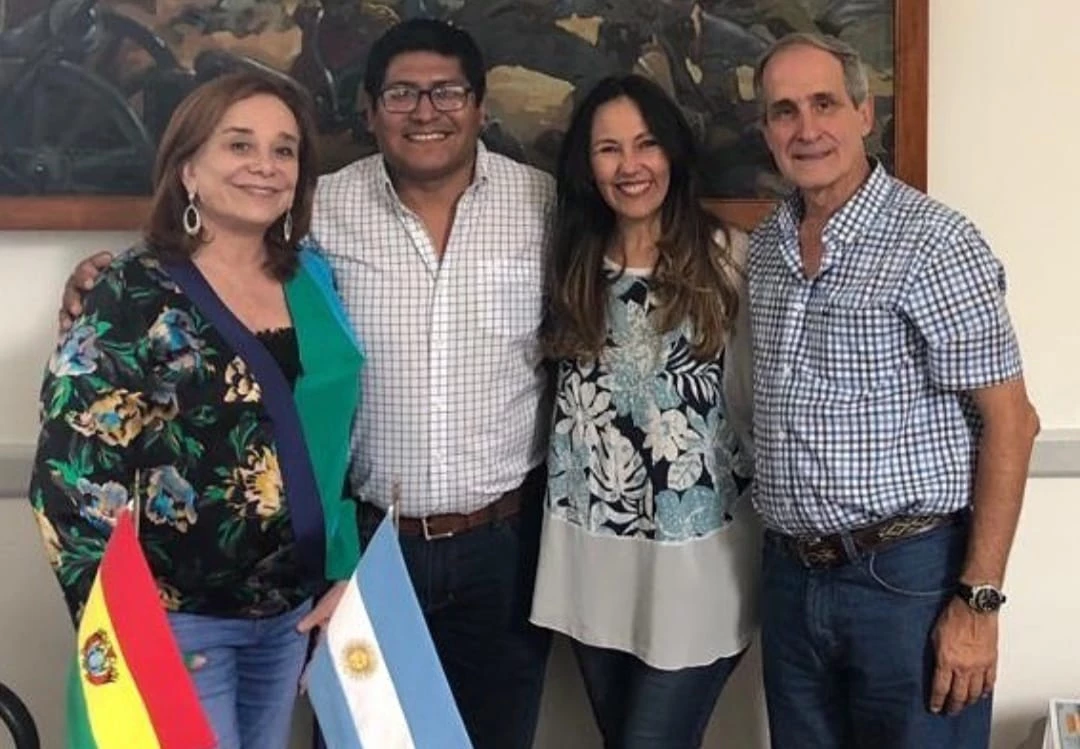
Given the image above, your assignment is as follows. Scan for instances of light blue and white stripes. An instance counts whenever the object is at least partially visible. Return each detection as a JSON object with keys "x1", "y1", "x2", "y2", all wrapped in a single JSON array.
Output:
[{"x1": 308, "y1": 516, "x2": 472, "y2": 748}]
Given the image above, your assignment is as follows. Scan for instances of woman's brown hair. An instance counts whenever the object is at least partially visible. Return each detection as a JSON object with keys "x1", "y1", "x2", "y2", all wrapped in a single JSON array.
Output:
[
  {"x1": 544, "y1": 74, "x2": 741, "y2": 362},
  {"x1": 145, "y1": 71, "x2": 320, "y2": 280}
]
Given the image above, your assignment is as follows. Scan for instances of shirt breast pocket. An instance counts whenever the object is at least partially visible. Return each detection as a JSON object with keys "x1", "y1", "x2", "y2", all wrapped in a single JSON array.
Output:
[
  {"x1": 481, "y1": 258, "x2": 543, "y2": 340},
  {"x1": 803, "y1": 303, "x2": 911, "y2": 394},
  {"x1": 321, "y1": 252, "x2": 386, "y2": 337}
]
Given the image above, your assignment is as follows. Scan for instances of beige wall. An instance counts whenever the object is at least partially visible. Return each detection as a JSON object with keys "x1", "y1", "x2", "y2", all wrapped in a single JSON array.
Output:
[
  {"x1": 2, "y1": 1, "x2": 1079, "y2": 748},
  {"x1": 928, "y1": 1, "x2": 1080, "y2": 428}
]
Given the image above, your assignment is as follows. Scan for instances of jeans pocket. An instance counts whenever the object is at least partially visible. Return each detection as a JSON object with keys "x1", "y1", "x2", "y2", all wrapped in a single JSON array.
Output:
[{"x1": 862, "y1": 525, "x2": 966, "y2": 598}]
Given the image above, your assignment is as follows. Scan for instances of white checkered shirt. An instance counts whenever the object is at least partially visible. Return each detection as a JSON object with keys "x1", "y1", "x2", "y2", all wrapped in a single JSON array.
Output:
[
  {"x1": 748, "y1": 163, "x2": 1023, "y2": 536},
  {"x1": 311, "y1": 143, "x2": 555, "y2": 516}
]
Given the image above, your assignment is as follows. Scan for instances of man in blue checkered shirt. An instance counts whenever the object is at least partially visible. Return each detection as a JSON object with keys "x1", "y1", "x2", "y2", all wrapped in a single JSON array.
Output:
[{"x1": 749, "y1": 32, "x2": 1040, "y2": 749}]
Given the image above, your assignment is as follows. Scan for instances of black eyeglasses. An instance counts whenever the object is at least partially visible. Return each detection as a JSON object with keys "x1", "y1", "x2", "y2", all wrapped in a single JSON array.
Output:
[{"x1": 378, "y1": 84, "x2": 473, "y2": 114}]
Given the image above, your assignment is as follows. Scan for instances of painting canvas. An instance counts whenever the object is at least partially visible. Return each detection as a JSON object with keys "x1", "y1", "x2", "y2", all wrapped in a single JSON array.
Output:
[{"x1": 0, "y1": 0, "x2": 925, "y2": 228}]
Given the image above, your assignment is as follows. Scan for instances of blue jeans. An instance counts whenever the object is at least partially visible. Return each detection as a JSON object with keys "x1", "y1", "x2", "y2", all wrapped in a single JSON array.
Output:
[
  {"x1": 358, "y1": 495, "x2": 552, "y2": 749},
  {"x1": 761, "y1": 521, "x2": 992, "y2": 749},
  {"x1": 167, "y1": 601, "x2": 312, "y2": 749},
  {"x1": 573, "y1": 640, "x2": 745, "y2": 748}
]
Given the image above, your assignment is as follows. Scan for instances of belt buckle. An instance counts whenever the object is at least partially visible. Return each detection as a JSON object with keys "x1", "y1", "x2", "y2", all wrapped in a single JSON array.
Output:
[
  {"x1": 421, "y1": 516, "x2": 455, "y2": 541},
  {"x1": 795, "y1": 537, "x2": 843, "y2": 568}
]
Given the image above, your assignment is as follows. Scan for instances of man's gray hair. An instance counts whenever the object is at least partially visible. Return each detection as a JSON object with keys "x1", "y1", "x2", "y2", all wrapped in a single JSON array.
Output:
[{"x1": 753, "y1": 32, "x2": 870, "y2": 117}]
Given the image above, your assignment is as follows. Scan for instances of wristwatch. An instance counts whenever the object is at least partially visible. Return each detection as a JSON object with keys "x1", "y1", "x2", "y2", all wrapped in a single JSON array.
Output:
[{"x1": 955, "y1": 582, "x2": 1007, "y2": 613}]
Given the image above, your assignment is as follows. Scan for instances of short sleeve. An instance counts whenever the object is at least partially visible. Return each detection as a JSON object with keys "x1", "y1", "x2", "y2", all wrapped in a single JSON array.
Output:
[{"x1": 902, "y1": 222, "x2": 1023, "y2": 391}]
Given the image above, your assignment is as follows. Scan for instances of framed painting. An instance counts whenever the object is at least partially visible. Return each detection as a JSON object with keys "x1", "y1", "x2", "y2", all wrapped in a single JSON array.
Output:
[{"x1": 0, "y1": 0, "x2": 927, "y2": 230}]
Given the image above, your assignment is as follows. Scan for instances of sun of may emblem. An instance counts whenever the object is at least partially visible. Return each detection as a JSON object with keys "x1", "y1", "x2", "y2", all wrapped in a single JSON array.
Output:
[
  {"x1": 341, "y1": 641, "x2": 378, "y2": 678},
  {"x1": 81, "y1": 629, "x2": 119, "y2": 686}
]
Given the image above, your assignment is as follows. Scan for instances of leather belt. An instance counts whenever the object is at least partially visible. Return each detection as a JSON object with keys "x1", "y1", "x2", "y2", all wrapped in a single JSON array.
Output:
[
  {"x1": 360, "y1": 483, "x2": 528, "y2": 541},
  {"x1": 771, "y1": 510, "x2": 967, "y2": 569}
]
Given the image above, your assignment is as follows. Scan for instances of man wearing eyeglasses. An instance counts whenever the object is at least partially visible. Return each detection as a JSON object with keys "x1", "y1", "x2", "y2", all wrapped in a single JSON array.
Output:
[{"x1": 309, "y1": 18, "x2": 554, "y2": 749}]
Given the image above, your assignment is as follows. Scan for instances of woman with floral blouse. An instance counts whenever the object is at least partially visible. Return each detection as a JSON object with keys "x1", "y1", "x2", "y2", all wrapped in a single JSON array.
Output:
[
  {"x1": 28, "y1": 73, "x2": 362, "y2": 749},
  {"x1": 531, "y1": 74, "x2": 759, "y2": 748}
]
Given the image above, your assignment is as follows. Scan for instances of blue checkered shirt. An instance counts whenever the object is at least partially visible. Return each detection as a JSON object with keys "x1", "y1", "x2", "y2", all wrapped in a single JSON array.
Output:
[{"x1": 748, "y1": 163, "x2": 1023, "y2": 536}]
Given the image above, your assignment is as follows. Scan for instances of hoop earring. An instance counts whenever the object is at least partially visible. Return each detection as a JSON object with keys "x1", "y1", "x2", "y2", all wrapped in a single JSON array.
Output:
[
  {"x1": 182, "y1": 192, "x2": 201, "y2": 237},
  {"x1": 283, "y1": 211, "x2": 293, "y2": 243}
]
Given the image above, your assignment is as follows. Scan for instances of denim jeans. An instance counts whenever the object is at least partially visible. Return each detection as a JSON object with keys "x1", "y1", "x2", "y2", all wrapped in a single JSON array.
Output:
[
  {"x1": 167, "y1": 601, "x2": 312, "y2": 749},
  {"x1": 359, "y1": 494, "x2": 552, "y2": 749},
  {"x1": 572, "y1": 641, "x2": 744, "y2": 749},
  {"x1": 761, "y1": 520, "x2": 992, "y2": 749}
]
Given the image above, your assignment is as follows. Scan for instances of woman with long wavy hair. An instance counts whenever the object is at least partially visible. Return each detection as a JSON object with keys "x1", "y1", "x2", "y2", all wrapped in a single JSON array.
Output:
[{"x1": 531, "y1": 74, "x2": 760, "y2": 748}]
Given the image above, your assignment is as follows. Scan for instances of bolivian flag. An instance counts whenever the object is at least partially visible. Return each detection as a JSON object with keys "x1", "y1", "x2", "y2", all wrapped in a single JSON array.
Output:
[{"x1": 66, "y1": 511, "x2": 215, "y2": 748}]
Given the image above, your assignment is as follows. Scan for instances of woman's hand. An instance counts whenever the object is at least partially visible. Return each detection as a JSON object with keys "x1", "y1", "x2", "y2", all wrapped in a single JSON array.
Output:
[
  {"x1": 296, "y1": 580, "x2": 348, "y2": 635},
  {"x1": 296, "y1": 581, "x2": 348, "y2": 693}
]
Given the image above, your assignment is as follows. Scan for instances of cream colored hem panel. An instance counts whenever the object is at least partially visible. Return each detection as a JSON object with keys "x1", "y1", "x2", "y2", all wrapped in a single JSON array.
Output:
[{"x1": 530, "y1": 496, "x2": 763, "y2": 671}]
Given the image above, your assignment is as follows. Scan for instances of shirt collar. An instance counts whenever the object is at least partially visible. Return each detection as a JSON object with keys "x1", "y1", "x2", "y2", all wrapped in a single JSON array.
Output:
[
  {"x1": 778, "y1": 159, "x2": 892, "y2": 242},
  {"x1": 775, "y1": 159, "x2": 893, "y2": 273},
  {"x1": 374, "y1": 139, "x2": 491, "y2": 207}
]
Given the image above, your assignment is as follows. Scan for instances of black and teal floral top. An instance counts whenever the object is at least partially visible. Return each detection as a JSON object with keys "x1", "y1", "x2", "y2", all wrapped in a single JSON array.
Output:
[{"x1": 29, "y1": 248, "x2": 362, "y2": 622}]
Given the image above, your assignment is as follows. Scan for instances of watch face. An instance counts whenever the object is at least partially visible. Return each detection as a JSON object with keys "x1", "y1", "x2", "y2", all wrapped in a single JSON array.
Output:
[{"x1": 972, "y1": 586, "x2": 1004, "y2": 612}]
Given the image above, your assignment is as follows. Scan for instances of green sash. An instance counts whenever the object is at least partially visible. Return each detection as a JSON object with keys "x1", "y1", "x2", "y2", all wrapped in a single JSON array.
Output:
[{"x1": 286, "y1": 249, "x2": 364, "y2": 579}]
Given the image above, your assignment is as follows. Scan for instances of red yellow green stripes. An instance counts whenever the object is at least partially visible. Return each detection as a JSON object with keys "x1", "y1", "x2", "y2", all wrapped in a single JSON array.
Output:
[
  {"x1": 67, "y1": 512, "x2": 214, "y2": 748},
  {"x1": 71, "y1": 574, "x2": 160, "y2": 746},
  {"x1": 96, "y1": 517, "x2": 210, "y2": 744}
]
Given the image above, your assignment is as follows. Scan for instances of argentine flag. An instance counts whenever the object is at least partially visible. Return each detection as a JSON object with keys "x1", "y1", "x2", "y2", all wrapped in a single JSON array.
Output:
[{"x1": 307, "y1": 514, "x2": 472, "y2": 748}]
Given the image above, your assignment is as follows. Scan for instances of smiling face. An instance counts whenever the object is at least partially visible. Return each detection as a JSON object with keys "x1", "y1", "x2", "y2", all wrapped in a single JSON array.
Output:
[
  {"x1": 367, "y1": 50, "x2": 484, "y2": 189},
  {"x1": 181, "y1": 93, "x2": 299, "y2": 238},
  {"x1": 760, "y1": 43, "x2": 873, "y2": 208},
  {"x1": 589, "y1": 96, "x2": 671, "y2": 229}
]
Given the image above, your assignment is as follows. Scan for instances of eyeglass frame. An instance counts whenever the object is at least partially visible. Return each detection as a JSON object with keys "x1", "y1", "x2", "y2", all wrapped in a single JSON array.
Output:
[{"x1": 376, "y1": 83, "x2": 475, "y2": 114}]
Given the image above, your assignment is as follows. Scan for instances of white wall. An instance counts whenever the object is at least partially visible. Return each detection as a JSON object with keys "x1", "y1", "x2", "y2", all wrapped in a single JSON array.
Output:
[
  {"x1": 0, "y1": 234, "x2": 134, "y2": 449},
  {"x1": 1, "y1": 2, "x2": 1079, "y2": 748}
]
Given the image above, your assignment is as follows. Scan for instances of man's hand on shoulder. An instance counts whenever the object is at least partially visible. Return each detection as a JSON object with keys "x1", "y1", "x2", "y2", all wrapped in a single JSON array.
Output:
[{"x1": 59, "y1": 251, "x2": 114, "y2": 332}]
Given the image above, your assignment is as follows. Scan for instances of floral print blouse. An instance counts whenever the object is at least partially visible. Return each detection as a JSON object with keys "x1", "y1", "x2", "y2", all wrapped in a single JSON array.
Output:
[
  {"x1": 532, "y1": 244, "x2": 760, "y2": 670},
  {"x1": 547, "y1": 264, "x2": 752, "y2": 539},
  {"x1": 29, "y1": 251, "x2": 323, "y2": 622}
]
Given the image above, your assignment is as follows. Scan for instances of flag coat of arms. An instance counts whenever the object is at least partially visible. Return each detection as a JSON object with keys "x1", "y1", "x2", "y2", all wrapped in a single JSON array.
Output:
[
  {"x1": 66, "y1": 511, "x2": 215, "y2": 749},
  {"x1": 307, "y1": 514, "x2": 472, "y2": 748}
]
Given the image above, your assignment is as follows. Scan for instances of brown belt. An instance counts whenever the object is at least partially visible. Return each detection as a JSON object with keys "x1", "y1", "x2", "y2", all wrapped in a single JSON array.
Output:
[
  {"x1": 360, "y1": 485, "x2": 526, "y2": 541},
  {"x1": 771, "y1": 510, "x2": 967, "y2": 569}
]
